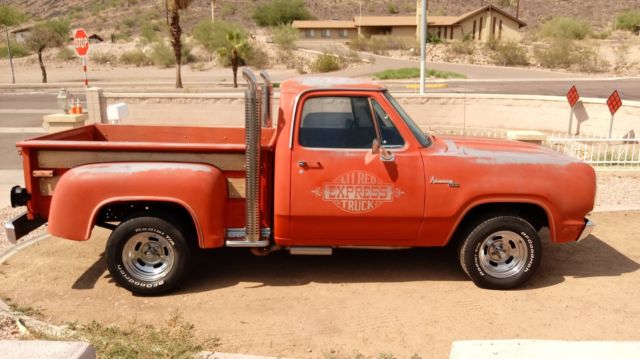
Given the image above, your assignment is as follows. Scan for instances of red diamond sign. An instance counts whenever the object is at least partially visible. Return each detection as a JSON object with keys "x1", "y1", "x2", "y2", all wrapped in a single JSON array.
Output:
[
  {"x1": 566, "y1": 85, "x2": 579, "y2": 107},
  {"x1": 607, "y1": 90, "x2": 622, "y2": 115}
]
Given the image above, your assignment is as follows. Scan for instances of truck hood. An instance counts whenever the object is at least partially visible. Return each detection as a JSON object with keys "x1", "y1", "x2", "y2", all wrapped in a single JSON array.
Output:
[{"x1": 432, "y1": 135, "x2": 577, "y2": 166}]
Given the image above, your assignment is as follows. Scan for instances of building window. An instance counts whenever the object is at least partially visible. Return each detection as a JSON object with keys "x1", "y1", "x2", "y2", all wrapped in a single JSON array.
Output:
[
  {"x1": 305, "y1": 29, "x2": 316, "y2": 38},
  {"x1": 499, "y1": 20, "x2": 503, "y2": 40},
  {"x1": 473, "y1": 20, "x2": 477, "y2": 40},
  {"x1": 339, "y1": 29, "x2": 348, "y2": 38},
  {"x1": 492, "y1": 17, "x2": 497, "y2": 38},
  {"x1": 322, "y1": 29, "x2": 331, "y2": 38},
  {"x1": 479, "y1": 17, "x2": 483, "y2": 40}
]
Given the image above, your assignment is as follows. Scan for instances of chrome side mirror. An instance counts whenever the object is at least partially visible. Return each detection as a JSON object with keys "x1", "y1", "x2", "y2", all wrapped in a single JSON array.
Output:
[{"x1": 372, "y1": 139, "x2": 395, "y2": 162}]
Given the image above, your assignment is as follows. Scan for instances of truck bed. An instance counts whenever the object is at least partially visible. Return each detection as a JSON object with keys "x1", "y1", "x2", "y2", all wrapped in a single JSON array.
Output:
[{"x1": 17, "y1": 124, "x2": 277, "y2": 152}]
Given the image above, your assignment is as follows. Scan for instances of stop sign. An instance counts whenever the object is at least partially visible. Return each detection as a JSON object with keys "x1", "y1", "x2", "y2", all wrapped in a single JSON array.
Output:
[{"x1": 73, "y1": 28, "x2": 89, "y2": 57}]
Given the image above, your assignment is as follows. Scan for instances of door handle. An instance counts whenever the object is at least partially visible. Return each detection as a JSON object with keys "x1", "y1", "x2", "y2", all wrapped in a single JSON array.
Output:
[{"x1": 297, "y1": 161, "x2": 320, "y2": 168}]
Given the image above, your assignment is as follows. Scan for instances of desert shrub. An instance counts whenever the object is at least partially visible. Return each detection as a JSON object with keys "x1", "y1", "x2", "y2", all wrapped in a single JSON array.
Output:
[
  {"x1": 490, "y1": 40, "x2": 528, "y2": 66},
  {"x1": 149, "y1": 41, "x2": 175, "y2": 67},
  {"x1": 90, "y1": 51, "x2": 117, "y2": 65},
  {"x1": 252, "y1": 0, "x2": 312, "y2": 27},
  {"x1": 348, "y1": 35, "x2": 417, "y2": 55},
  {"x1": 428, "y1": 33, "x2": 442, "y2": 44},
  {"x1": 271, "y1": 24, "x2": 299, "y2": 50},
  {"x1": 387, "y1": 2, "x2": 399, "y2": 14},
  {"x1": 448, "y1": 40, "x2": 475, "y2": 55},
  {"x1": 311, "y1": 53, "x2": 342, "y2": 73},
  {"x1": 539, "y1": 17, "x2": 591, "y2": 40},
  {"x1": 245, "y1": 44, "x2": 270, "y2": 68},
  {"x1": 616, "y1": 10, "x2": 640, "y2": 32},
  {"x1": 56, "y1": 47, "x2": 76, "y2": 61},
  {"x1": 496, "y1": 0, "x2": 515, "y2": 6},
  {"x1": 534, "y1": 39, "x2": 607, "y2": 72},
  {"x1": 192, "y1": 20, "x2": 246, "y2": 57},
  {"x1": 120, "y1": 49, "x2": 152, "y2": 66},
  {"x1": 0, "y1": 42, "x2": 31, "y2": 58},
  {"x1": 220, "y1": 3, "x2": 236, "y2": 17},
  {"x1": 140, "y1": 19, "x2": 166, "y2": 44}
]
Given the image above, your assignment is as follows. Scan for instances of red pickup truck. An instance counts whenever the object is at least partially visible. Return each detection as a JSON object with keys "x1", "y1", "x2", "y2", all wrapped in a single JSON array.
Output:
[{"x1": 6, "y1": 69, "x2": 596, "y2": 295}]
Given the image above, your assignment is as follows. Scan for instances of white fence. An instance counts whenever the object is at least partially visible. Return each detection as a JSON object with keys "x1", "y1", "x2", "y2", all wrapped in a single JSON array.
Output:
[
  {"x1": 546, "y1": 133, "x2": 640, "y2": 169},
  {"x1": 429, "y1": 127, "x2": 640, "y2": 169}
]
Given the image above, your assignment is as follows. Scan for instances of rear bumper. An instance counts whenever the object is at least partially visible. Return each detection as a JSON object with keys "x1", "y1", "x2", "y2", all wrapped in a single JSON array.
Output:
[
  {"x1": 4, "y1": 212, "x2": 45, "y2": 244},
  {"x1": 577, "y1": 219, "x2": 595, "y2": 242}
]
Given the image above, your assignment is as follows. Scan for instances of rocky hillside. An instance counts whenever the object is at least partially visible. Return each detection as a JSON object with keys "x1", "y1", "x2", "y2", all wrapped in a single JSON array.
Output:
[{"x1": 4, "y1": 0, "x2": 640, "y2": 33}]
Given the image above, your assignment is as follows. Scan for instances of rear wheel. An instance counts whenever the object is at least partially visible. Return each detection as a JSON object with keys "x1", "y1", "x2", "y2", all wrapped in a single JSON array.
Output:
[
  {"x1": 459, "y1": 215, "x2": 541, "y2": 289},
  {"x1": 106, "y1": 216, "x2": 191, "y2": 295}
]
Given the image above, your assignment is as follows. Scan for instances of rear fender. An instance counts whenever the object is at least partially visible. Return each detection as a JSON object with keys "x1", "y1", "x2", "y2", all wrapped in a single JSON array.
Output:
[{"x1": 48, "y1": 162, "x2": 228, "y2": 248}]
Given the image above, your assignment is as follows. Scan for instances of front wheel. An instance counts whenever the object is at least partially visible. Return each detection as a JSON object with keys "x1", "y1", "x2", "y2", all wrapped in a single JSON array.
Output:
[
  {"x1": 106, "y1": 216, "x2": 191, "y2": 295},
  {"x1": 458, "y1": 215, "x2": 541, "y2": 289}
]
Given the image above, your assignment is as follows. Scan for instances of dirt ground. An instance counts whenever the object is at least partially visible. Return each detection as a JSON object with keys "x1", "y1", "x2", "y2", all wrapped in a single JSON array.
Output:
[{"x1": 0, "y1": 211, "x2": 639, "y2": 358}]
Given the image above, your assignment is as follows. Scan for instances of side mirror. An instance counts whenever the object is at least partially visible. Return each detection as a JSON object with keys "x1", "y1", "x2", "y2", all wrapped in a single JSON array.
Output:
[{"x1": 372, "y1": 139, "x2": 395, "y2": 163}]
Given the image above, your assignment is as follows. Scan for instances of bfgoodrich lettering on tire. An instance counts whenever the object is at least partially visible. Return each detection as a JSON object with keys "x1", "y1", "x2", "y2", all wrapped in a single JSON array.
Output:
[
  {"x1": 106, "y1": 216, "x2": 191, "y2": 295},
  {"x1": 458, "y1": 216, "x2": 542, "y2": 289}
]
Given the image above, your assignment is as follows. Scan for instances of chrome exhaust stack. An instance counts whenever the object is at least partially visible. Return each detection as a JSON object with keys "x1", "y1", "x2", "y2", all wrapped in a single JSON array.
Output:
[
  {"x1": 259, "y1": 70, "x2": 273, "y2": 128},
  {"x1": 242, "y1": 68, "x2": 262, "y2": 243}
]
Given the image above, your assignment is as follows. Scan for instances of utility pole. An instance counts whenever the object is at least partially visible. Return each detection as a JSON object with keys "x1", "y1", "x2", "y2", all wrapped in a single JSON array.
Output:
[
  {"x1": 516, "y1": 0, "x2": 520, "y2": 20},
  {"x1": 419, "y1": 0, "x2": 427, "y2": 94},
  {"x1": 4, "y1": 27, "x2": 15, "y2": 84},
  {"x1": 211, "y1": 0, "x2": 215, "y2": 25},
  {"x1": 358, "y1": 0, "x2": 363, "y2": 36}
]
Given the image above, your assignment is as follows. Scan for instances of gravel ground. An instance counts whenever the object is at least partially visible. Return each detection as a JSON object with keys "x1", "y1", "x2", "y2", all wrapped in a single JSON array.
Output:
[
  {"x1": 0, "y1": 315, "x2": 21, "y2": 340},
  {"x1": 0, "y1": 172, "x2": 638, "y2": 252}
]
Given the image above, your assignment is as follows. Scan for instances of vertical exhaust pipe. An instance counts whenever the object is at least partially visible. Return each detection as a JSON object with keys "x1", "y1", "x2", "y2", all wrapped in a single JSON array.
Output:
[
  {"x1": 242, "y1": 68, "x2": 261, "y2": 242},
  {"x1": 260, "y1": 70, "x2": 273, "y2": 128}
]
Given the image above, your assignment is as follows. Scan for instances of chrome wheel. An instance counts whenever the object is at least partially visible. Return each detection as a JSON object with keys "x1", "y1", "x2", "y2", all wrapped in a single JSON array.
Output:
[
  {"x1": 122, "y1": 232, "x2": 175, "y2": 282},
  {"x1": 478, "y1": 230, "x2": 528, "y2": 279}
]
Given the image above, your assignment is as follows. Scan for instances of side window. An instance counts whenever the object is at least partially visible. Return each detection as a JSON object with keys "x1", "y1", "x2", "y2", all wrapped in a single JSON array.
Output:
[
  {"x1": 371, "y1": 99, "x2": 405, "y2": 147},
  {"x1": 299, "y1": 97, "x2": 377, "y2": 149}
]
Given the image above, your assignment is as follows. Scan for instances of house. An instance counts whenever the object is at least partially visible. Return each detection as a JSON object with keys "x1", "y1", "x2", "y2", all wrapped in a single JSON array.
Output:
[
  {"x1": 10, "y1": 26, "x2": 33, "y2": 44},
  {"x1": 291, "y1": 20, "x2": 357, "y2": 40},
  {"x1": 292, "y1": 4, "x2": 526, "y2": 43},
  {"x1": 89, "y1": 34, "x2": 104, "y2": 44},
  {"x1": 420, "y1": 5, "x2": 527, "y2": 42}
]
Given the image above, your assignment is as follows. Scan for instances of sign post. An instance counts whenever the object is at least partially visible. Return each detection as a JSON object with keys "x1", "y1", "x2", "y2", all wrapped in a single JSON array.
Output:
[
  {"x1": 606, "y1": 90, "x2": 622, "y2": 139},
  {"x1": 73, "y1": 28, "x2": 90, "y2": 87},
  {"x1": 566, "y1": 85, "x2": 579, "y2": 135}
]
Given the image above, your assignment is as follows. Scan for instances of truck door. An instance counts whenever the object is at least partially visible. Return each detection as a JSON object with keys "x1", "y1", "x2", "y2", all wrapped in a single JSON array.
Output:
[{"x1": 289, "y1": 94, "x2": 425, "y2": 246}]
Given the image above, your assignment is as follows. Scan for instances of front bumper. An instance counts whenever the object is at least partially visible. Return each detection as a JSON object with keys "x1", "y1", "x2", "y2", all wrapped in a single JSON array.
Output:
[
  {"x1": 577, "y1": 219, "x2": 595, "y2": 242},
  {"x1": 4, "y1": 212, "x2": 45, "y2": 244}
]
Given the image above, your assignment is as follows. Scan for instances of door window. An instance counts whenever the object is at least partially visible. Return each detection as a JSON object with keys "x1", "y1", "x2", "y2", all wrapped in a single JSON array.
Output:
[
  {"x1": 371, "y1": 99, "x2": 404, "y2": 147},
  {"x1": 299, "y1": 97, "x2": 377, "y2": 149}
]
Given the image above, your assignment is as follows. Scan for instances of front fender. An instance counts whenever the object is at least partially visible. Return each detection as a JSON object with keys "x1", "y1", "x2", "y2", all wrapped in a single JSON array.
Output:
[{"x1": 48, "y1": 162, "x2": 227, "y2": 248}]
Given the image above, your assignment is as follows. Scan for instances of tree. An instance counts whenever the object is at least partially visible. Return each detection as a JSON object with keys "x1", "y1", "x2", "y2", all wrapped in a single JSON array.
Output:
[
  {"x1": 0, "y1": 5, "x2": 26, "y2": 84},
  {"x1": 217, "y1": 30, "x2": 251, "y2": 88},
  {"x1": 192, "y1": 20, "x2": 244, "y2": 60},
  {"x1": 25, "y1": 20, "x2": 68, "y2": 84},
  {"x1": 168, "y1": 0, "x2": 192, "y2": 88},
  {"x1": 252, "y1": 0, "x2": 312, "y2": 27}
]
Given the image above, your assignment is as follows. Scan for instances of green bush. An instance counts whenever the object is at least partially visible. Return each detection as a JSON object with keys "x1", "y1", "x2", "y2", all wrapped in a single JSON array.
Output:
[
  {"x1": 534, "y1": 39, "x2": 607, "y2": 72},
  {"x1": 373, "y1": 67, "x2": 466, "y2": 80},
  {"x1": 56, "y1": 47, "x2": 76, "y2": 61},
  {"x1": 0, "y1": 42, "x2": 31, "y2": 58},
  {"x1": 192, "y1": 20, "x2": 246, "y2": 56},
  {"x1": 616, "y1": 10, "x2": 640, "y2": 32},
  {"x1": 348, "y1": 35, "x2": 417, "y2": 55},
  {"x1": 119, "y1": 49, "x2": 152, "y2": 67},
  {"x1": 448, "y1": 40, "x2": 475, "y2": 55},
  {"x1": 387, "y1": 2, "x2": 399, "y2": 14},
  {"x1": 149, "y1": 41, "x2": 175, "y2": 67},
  {"x1": 245, "y1": 44, "x2": 270, "y2": 68},
  {"x1": 252, "y1": 0, "x2": 312, "y2": 27},
  {"x1": 271, "y1": 24, "x2": 299, "y2": 50},
  {"x1": 311, "y1": 53, "x2": 342, "y2": 73},
  {"x1": 90, "y1": 51, "x2": 117, "y2": 65},
  {"x1": 490, "y1": 41, "x2": 529, "y2": 66},
  {"x1": 539, "y1": 17, "x2": 591, "y2": 40}
]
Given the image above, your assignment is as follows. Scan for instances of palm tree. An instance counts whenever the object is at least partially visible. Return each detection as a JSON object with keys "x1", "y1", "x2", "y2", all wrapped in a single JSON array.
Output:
[
  {"x1": 168, "y1": 0, "x2": 192, "y2": 88},
  {"x1": 217, "y1": 30, "x2": 250, "y2": 88}
]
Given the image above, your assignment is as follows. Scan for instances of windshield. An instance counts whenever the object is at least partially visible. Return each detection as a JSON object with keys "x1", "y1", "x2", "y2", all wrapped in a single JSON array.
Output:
[{"x1": 384, "y1": 91, "x2": 431, "y2": 147}]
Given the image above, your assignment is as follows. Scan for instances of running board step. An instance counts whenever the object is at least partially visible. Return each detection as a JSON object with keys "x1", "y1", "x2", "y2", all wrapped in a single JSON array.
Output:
[{"x1": 289, "y1": 247, "x2": 333, "y2": 256}]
